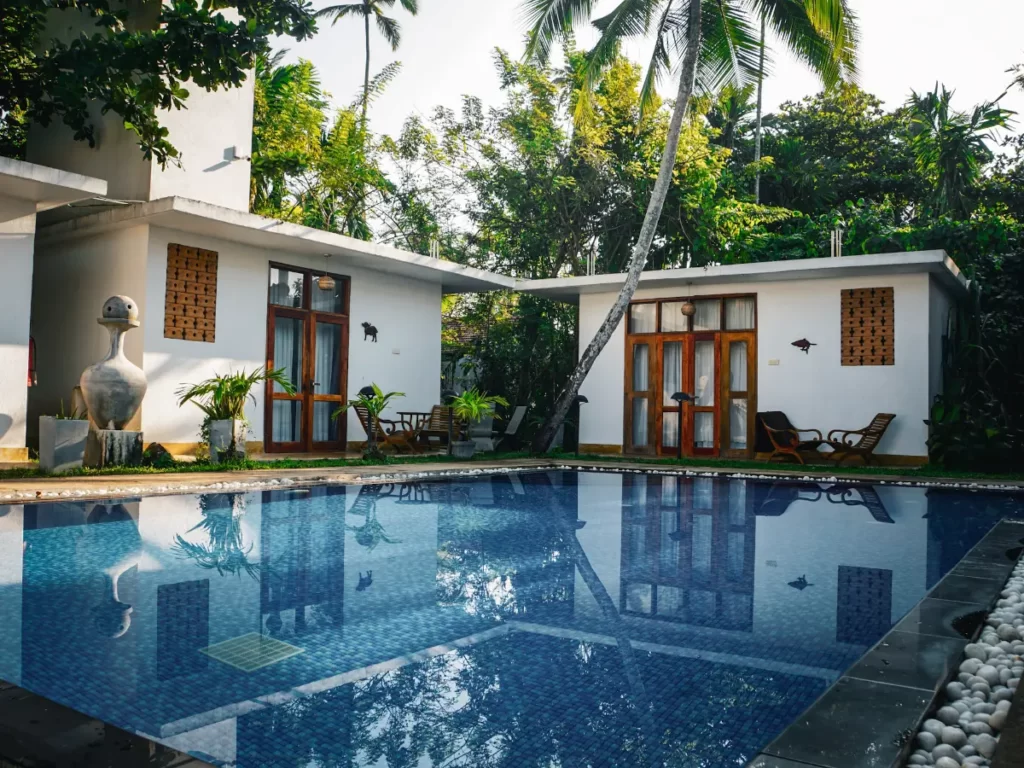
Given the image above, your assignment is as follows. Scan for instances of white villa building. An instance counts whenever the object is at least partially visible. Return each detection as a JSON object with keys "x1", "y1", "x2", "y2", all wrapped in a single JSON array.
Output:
[
  {"x1": 0, "y1": 49, "x2": 966, "y2": 464},
  {"x1": 520, "y1": 252, "x2": 967, "y2": 464}
]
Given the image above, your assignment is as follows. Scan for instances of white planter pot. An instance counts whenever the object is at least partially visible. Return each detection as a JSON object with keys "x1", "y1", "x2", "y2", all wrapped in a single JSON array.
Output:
[
  {"x1": 39, "y1": 416, "x2": 90, "y2": 473},
  {"x1": 209, "y1": 419, "x2": 247, "y2": 462},
  {"x1": 452, "y1": 440, "x2": 477, "y2": 459}
]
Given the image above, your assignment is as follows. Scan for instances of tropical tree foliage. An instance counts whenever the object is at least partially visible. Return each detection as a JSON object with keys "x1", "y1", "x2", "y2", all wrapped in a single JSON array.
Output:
[
  {"x1": 519, "y1": 0, "x2": 859, "y2": 452},
  {"x1": 1, "y1": 0, "x2": 316, "y2": 163}
]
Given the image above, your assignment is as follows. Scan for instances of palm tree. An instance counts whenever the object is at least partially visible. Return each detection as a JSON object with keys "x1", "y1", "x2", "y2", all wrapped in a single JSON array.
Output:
[
  {"x1": 315, "y1": 0, "x2": 418, "y2": 122},
  {"x1": 521, "y1": 0, "x2": 858, "y2": 452},
  {"x1": 906, "y1": 85, "x2": 1014, "y2": 219}
]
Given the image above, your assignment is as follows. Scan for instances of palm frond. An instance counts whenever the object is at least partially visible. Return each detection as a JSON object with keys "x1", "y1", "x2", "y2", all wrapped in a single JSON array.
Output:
[
  {"x1": 398, "y1": 0, "x2": 418, "y2": 13},
  {"x1": 752, "y1": 0, "x2": 857, "y2": 87},
  {"x1": 574, "y1": 0, "x2": 661, "y2": 122},
  {"x1": 522, "y1": 0, "x2": 600, "y2": 65},
  {"x1": 373, "y1": 9, "x2": 401, "y2": 49},
  {"x1": 639, "y1": 3, "x2": 683, "y2": 116},
  {"x1": 694, "y1": 0, "x2": 761, "y2": 96},
  {"x1": 315, "y1": 3, "x2": 367, "y2": 22}
]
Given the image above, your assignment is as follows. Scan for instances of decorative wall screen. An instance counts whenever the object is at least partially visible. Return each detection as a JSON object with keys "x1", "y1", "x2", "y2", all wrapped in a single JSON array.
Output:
[
  {"x1": 164, "y1": 244, "x2": 218, "y2": 342},
  {"x1": 841, "y1": 287, "x2": 894, "y2": 366}
]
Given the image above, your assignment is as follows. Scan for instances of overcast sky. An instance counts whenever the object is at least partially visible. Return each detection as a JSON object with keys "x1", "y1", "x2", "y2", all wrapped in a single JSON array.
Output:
[{"x1": 282, "y1": 0, "x2": 1024, "y2": 140}]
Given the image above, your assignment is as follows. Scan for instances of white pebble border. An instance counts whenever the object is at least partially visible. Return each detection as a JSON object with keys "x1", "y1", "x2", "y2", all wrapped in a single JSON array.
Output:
[
  {"x1": 906, "y1": 555, "x2": 1024, "y2": 767},
  {"x1": 1, "y1": 463, "x2": 1023, "y2": 504}
]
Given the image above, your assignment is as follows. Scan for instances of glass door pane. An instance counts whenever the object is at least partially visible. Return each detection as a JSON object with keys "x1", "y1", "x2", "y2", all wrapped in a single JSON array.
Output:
[
  {"x1": 722, "y1": 334, "x2": 754, "y2": 455},
  {"x1": 627, "y1": 341, "x2": 653, "y2": 453},
  {"x1": 273, "y1": 317, "x2": 303, "y2": 392},
  {"x1": 661, "y1": 341, "x2": 682, "y2": 448},
  {"x1": 311, "y1": 319, "x2": 346, "y2": 449}
]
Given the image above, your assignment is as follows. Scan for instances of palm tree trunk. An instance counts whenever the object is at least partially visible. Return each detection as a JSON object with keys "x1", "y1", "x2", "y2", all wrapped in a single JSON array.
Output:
[
  {"x1": 362, "y1": 7, "x2": 371, "y2": 124},
  {"x1": 530, "y1": 0, "x2": 703, "y2": 454},
  {"x1": 753, "y1": 14, "x2": 766, "y2": 204}
]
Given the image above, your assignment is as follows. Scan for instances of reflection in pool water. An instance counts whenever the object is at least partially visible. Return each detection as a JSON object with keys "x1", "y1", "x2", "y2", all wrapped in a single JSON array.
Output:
[{"x1": 0, "y1": 471, "x2": 1019, "y2": 767}]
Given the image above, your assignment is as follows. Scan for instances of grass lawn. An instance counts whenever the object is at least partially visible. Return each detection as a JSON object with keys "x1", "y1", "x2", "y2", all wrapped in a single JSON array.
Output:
[{"x1": 1, "y1": 449, "x2": 1022, "y2": 484}]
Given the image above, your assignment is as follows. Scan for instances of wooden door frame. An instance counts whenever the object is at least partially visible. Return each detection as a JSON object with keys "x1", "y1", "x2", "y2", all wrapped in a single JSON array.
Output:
[
  {"x1": 264, "y1": 263, "x2": 351, "y2": 453},
  {"x1": 623, "y1": 336, "x2": 657, "y2": 455},
  {"x1": 623, "y1": 294, "x2": 756, "y2": 459},
  {"x1": 720, "y1": 331, "x2": 757, "y2": 459}
]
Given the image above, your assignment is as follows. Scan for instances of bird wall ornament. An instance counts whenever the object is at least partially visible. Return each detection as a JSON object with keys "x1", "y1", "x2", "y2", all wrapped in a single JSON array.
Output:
[{"x1": 791, "y1": 338, "x2": 816, "y2": 354}]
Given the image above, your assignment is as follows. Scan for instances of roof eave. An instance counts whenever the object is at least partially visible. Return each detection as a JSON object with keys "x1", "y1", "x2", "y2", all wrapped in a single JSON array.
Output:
[{"x1": 35, "y1": 196, "x2": 515, "y2": 294}]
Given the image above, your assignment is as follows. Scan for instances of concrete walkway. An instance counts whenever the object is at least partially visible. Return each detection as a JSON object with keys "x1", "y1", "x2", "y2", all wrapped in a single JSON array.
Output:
[{"x1": 2, "y1": 458, "x2": 1022, "y2": 503}]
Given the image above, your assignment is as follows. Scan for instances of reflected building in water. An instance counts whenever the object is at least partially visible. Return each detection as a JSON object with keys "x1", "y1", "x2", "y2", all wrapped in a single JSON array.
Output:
[{"x1": 0, "y1": 472, "x2": 1014, "y2": 767}]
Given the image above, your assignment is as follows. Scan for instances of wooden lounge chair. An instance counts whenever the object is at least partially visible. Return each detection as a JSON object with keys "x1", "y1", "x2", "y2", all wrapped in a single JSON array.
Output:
[
  {"x1": 418, "y1": 405, "x2": 464, "y2": 448},
  {"x1": 353, "y1": 405, "x2": 420, "y2": 453},
  {"x1": 826, "y1": 413, "x2": 895, "y2": 466},
  {"x1": 491, "y1": 405, "x2": 527, "y2": 451},
  {"x1": 759, "y1": 411, "x2": 829, "y2": 465}
]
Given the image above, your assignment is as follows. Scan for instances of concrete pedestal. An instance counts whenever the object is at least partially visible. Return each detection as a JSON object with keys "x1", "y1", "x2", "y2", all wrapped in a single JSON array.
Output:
[
  {"x1": 38, "y1": 416, "x2": 90, "y2": 473},
  {"x1": 209, "y1": 419, "x2": 247, "y2": 463},
  {"x1": 84, "y1": 428, "x2": 143, "y2": 468}
]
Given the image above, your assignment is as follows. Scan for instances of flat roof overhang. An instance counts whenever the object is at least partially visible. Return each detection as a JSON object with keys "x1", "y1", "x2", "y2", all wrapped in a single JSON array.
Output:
[
  {"x1": 36, "y1": 196, "x2": 516, "y2": 294},
  {"x1": 0, "y1": 157, "x2": 108, "y2": 215},
  {"x1": 516, "y1": 250, "x2": 969, "y2": 303}
]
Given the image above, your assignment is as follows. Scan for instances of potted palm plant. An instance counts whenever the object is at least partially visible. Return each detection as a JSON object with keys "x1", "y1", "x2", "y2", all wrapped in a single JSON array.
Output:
[
  {"x1": 334, "y1": 383, "x2": 405, "y2": 461},
  {"x1": 38, "y1": 400, "x2": 90, "y2": 472},
  {"x1": 449, "y1": 389, "x2": 509, "y2": 459},
  {"x1": 176, "y1": 366, "x2": 295, "y2": 462}
]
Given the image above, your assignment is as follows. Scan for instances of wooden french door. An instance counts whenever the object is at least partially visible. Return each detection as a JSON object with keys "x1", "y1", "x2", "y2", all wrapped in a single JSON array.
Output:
[
  {"x1": 654, "y1": 334, "x2": 721, "y2": 457},
  {"x1": 265, "y1": 264, "x2": 350, "y2": 453},
  {"x1": 720, "y1": 332, "x2": 756, "y2": 458},
  {"x1": 623, "y1": 295, "x2": 757, "y2": 459}
]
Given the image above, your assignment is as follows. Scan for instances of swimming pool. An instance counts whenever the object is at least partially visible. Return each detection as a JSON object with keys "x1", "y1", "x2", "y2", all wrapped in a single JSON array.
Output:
[{"x1": 0, "y1": 470, "x2": 1020, "y2": 767}]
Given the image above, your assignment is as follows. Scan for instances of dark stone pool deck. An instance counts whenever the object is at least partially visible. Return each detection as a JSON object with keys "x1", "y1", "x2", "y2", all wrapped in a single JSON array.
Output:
[{"x1": 749, "y1": 519, "x2": 1024, "y2": 768}]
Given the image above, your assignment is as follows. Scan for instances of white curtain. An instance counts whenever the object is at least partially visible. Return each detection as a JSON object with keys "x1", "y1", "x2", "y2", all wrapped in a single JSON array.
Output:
[
  {"x1": 273, "y1": 318, "x2": 302, "y2": 441},
  {"x1": 694, "y1": 341, "x2": 715, "y2": 405},
  {"x1": 729, "y1": 341, "x2": 748, "y2": 391},
  {"x1": 725, "y1": 297, "x2": 756, "y2": 330},
  {"x1": 632, "y1": 344, "x2": 649, "y2": 390},
  {"x1": 695, "y1": 413, "x2": 715, "y2": 449},
  {"x1": 729, "y1": 399, "x2": 748, "y2": 449},
  {"x1": 630, "y1": 304, "x2": 656, "y2": 333},
  {"x1": 313, "y1": 323, "x2": 340, "y2": 442},
  {"x1": 660, "y1": 302, "x2": 688, "y2": 332},
  {"x1": 632, "y1": 398, "x2": 649, "y2": 447},
  {"x1": 693, "y1": 299, "x2": 721, "y2": 331},
  {"x1": 661, "y1": 341, "x2": 682, "y2": 448}
]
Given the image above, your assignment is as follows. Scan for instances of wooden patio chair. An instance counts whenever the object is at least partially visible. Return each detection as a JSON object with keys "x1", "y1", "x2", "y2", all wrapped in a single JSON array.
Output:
[
  {"x1": 353, "y1": 405, "x2": 420, "y2": 453},
  {"x1": 759, "y1": 411, "x2": 829, "y2": 465},
  {"x1": 826, "y1": 413, "x2": 896, "y2": 466},
  {"x1": 418, "y1": 405, "x2": 465, "y2": 448}
]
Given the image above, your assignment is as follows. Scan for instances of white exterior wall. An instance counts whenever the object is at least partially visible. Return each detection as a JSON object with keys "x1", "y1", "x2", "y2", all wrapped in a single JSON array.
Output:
[
  {"x1": 26, "y1": 7, "x2": 252, "y2": 211},
  {"x1": 578, "y1": 273, "x2": 933, "y2": 457},
  {"x1": 0, "y1": 197, "x2": 37, "y2": 451},
  {"x1": 27, "y1": 227, "x2": 149, "y2": 443},
  {"x1": 143, "y1": 226, "x2": 443, "y2": 447},
  {"x1": 146, "y1": 78, "x2": 254, "y2": 211}
]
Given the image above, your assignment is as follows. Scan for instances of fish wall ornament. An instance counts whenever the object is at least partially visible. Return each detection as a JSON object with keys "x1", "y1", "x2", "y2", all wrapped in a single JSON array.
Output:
[{"x1": 791, "y1": 338, "x2": 816, "y2": 354}]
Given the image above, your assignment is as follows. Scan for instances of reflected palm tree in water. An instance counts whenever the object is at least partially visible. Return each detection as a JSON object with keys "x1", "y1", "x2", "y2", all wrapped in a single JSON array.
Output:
[
  {"x1": 347, "y1": 485, "x2": 401, "y2": 551},
  {"x1": 171, "y1": 493, "x2": 259, "y2": 579}
]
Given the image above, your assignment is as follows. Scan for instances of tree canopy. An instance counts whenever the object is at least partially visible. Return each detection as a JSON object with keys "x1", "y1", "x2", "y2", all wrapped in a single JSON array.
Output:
[{"x1": 0, "y1": 0, "x2": 316, "y2": 162}]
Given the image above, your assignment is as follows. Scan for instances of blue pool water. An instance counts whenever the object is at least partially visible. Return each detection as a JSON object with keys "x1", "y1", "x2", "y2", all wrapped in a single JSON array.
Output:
[{"x1": 0, "y1": 470, "x2": 1021, "y2": 767}]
